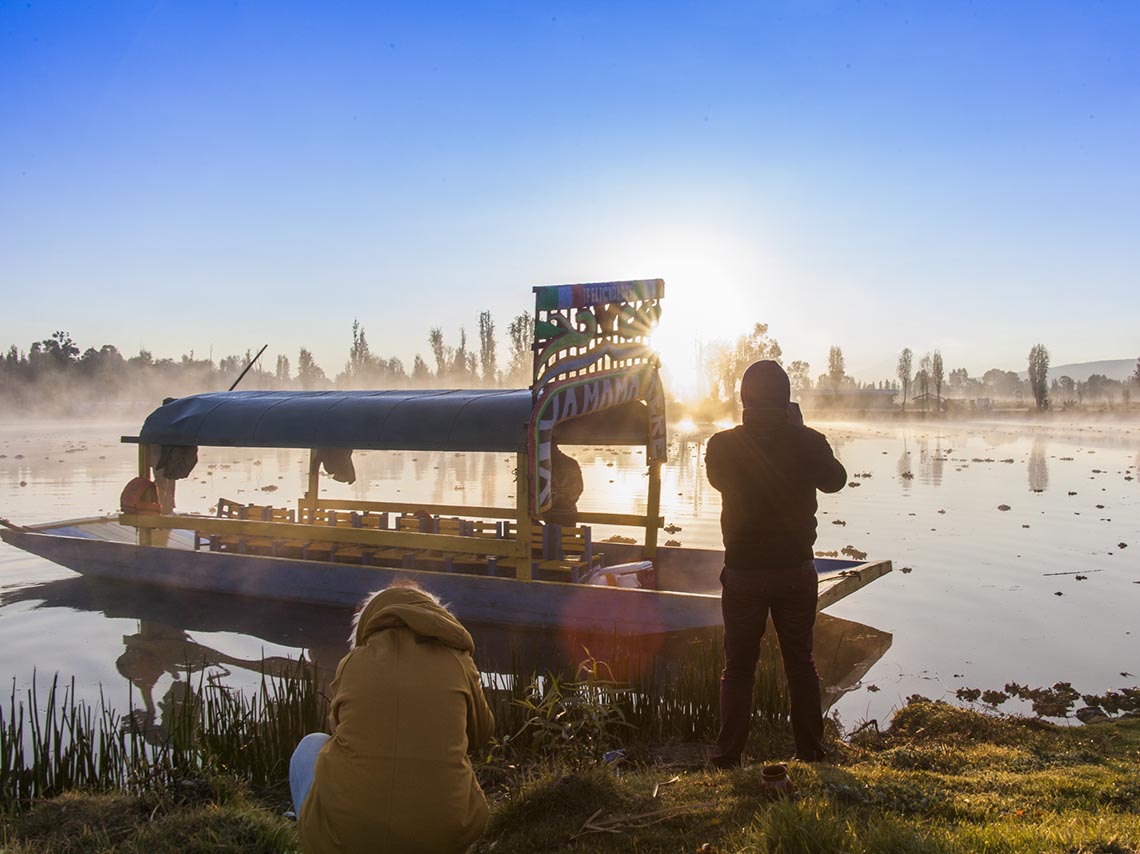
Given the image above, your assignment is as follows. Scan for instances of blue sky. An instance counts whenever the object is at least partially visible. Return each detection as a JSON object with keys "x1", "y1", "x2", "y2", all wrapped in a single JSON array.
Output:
[{"x1": 2, "y1": 1, "x2": 1137, "y2": 392}]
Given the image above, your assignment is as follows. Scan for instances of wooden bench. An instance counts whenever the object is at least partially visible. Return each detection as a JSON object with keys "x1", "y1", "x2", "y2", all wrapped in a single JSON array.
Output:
[
  {"x1": 292, "y1": 507, "x2": 390, "y2": 563},
  {"x1": 496, "y1": 522, "x2": 603, "y2": 582},
  {"x1": 361, "y1": 513, "x2": 434, "y2": 568},
  {"x1": 329, "y1": 511, "x2": 389, "y2": 564},
  {"x1": 196, "y1": 499, "x2": 296, "y2": 554}
]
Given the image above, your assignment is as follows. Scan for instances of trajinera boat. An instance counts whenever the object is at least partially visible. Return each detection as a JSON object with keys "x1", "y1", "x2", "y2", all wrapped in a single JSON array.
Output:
[{"x1": 0, "y1": 279, "x2": 890, "y2": 634}]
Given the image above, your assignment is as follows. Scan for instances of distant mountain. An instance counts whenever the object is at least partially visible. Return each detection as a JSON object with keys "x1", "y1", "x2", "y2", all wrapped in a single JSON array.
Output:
[{"x1": 1017, "y1": 359, "x2": 1137, "y2": 383}]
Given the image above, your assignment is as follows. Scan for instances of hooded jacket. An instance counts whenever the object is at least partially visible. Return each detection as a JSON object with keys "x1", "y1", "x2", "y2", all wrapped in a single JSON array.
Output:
[
  {"x1": 706, "y1": 415, "x2": 847, "y2": 571},
  {"x1": 298, "y1": 587, "x2": 494, "y2": 854}
]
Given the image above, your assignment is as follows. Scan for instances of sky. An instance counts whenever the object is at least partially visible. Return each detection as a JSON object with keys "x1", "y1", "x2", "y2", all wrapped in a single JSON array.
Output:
[{"x1": 2, "y1": 1, "x2": 1137, "y2": 396}]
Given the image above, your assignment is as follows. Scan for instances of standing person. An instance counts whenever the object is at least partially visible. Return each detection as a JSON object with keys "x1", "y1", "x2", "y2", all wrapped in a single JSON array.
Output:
[
  {"x1": 705, "y1": 360, "x2": 847, "y2": 767},
  {"x1": 290, "y1": 580, "x2": 494, "y2": 853}
]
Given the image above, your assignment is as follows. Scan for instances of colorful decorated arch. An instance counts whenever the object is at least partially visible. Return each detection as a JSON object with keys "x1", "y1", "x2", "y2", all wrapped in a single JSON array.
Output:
[{"x1": 527, "y1": 279, "x2": 667, "y2": 516}]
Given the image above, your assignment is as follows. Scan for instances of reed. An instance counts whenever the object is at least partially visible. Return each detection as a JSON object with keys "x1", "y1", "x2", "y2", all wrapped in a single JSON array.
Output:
[
  {"x1": 1, "y1": 660, "x2": 326, "y2": 807},
  {"x1": 483, "y1": 634, "x2": 789, "y2": 758},
  {"x1": 2, "y1": 646, "x2": 788, "y2": 808}
]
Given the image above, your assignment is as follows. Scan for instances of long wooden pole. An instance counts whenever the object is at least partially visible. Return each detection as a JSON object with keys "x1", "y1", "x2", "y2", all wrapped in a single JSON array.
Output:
[
  {"x1": 645, "y1": 460, "x2": 662, "y2": 559},
  {"x1": 228, "y1": 344, "x2": 268, "y2": 391},
  {"x1": 137, "y1": 444, "x2": 153, "y2": 546},
  {"x1": 515, "y1": 451, "x2": 533, "y2": 581}
]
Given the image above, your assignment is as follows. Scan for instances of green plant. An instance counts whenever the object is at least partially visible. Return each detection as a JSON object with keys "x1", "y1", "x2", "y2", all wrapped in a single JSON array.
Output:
[{"x1": 507, "y1": 654, "x2": 633, "y2": 759}]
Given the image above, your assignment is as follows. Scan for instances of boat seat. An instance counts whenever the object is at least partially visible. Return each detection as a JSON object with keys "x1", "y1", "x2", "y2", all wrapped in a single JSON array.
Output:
[
  {"x1": 496, "y1": 523, "x2": 603, "y2": 582},
  {"x1": 331, "y1": 511, "x2": 389, "y2": 564},
  {"x1": 414, "y1": 517, "x2": 475, "y2": 573},
  {"x1": 369, "y1": 513, "x2": 432, "y2": 567},
  {"x1": 293, "y1": 508, "x2": 345, "y2": 561},
  {"x1": 235, "y1": 504, "x2": 297, "y2": 556},
  {"x1": 195, "y1": 498, "x2": 254, "y2": 553}
]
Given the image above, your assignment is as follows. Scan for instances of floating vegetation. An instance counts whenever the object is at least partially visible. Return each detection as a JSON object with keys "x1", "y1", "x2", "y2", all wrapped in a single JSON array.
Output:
[{"x1": 840, "y1": 546, "x2": 868, "y2": 561}]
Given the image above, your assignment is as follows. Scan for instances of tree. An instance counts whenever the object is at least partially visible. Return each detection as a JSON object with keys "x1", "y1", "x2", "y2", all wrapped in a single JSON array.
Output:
[
  {"x1": 1133, "y1": 356, "x2": 1140, "y2": 387},
  {"x1": 787, "y1": 360, "x2": 812, "y2": 393},
  {"x1": 827, "y1": 346, "x2": 845, "y2": 394},
  {"x1": 506, "y1": 312, "x2": 535, "y2": 387},
  {"x1": 297, "y1": 348, "x2": 326, "y2": 389},
  {"x1": 478, "y1": 310, "x2": 497, "y2": 386},
  {"x1": 917, "y1": 353, "x2": 932, "y2": 410},
  {"x1": 412, "y1": 353, "x2": 431, "y2": 383},
  {"x1": 1028, "y1": 344, "x2": 1050, "y2": 410},
  {"x1": 896, "y1": 348, "x2": 913, "y2": 410},
  {"x1": 983, "y1": 368, "x2": 1022, "y2": 400},
  {"x1": 451, "y1": 328, "x2": 475, "y2": 382},
  {"x1": 706, "y1": 323, "x2": 782, "y2": 402},
  {"x1": 1055, "y1": 375, "x2": 1076, "y2": 406},
  {"x1": 931, "y1": 350, "x2": 944, "y2": 411},
  {"x1": 275, "y1": 354, "x2": 291, "y2": 383},
  {"x1": 428, "y1": 327, "x2": 448, "y2": 379},
  {"x1": 347, "y1": 319, "x2": 372, "y2": 381}
]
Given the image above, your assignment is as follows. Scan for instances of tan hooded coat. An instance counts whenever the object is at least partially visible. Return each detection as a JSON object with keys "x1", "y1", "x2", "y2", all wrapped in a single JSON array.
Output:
[{"x1": 298, "y1": 587, "x2": 494, "y2": 854}]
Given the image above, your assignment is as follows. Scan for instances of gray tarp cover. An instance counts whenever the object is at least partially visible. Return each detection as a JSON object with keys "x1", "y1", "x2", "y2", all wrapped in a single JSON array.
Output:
[{"x1": 134, "y1": 389, "x2": 651, "y2": 451}]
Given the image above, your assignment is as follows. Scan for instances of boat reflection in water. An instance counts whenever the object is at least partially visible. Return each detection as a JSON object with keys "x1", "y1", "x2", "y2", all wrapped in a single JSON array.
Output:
[{"x1": 4, "y1": 576, "x2": 891, "y2": 739}]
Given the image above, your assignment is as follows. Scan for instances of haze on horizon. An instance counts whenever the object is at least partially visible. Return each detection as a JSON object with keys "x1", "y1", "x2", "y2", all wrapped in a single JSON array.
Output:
[{"x1": 2, "y1": 2, "x2": 1137, "y2": 395}]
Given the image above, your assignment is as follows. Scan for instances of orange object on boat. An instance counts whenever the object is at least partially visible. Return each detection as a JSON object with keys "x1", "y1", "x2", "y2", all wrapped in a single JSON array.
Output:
[{"x1": 120, "y1": 477, "x2": 162, "y2": 515}]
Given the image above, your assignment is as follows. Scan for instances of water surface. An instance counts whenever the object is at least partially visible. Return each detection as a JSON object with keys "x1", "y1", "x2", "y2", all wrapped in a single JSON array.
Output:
[{"x1": 1, "y1": 418, "x2": 1137, "y2": 727}]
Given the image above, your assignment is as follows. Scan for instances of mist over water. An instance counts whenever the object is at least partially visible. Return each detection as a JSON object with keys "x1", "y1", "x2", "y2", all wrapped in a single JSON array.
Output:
[{"x1": 1, "y1": 417, "x2": 1137, "y2": 728}]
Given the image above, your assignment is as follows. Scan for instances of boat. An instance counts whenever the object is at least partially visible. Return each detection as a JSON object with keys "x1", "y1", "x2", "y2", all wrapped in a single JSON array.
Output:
[{"x1": 0, "y1": 279, "x2": 890, "y2": 634}]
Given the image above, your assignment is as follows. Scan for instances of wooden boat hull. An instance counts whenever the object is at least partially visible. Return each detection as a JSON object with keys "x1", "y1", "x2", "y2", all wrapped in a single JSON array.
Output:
[{"x1": 1, "y1": 519, "x2": 891, "y2": 634}]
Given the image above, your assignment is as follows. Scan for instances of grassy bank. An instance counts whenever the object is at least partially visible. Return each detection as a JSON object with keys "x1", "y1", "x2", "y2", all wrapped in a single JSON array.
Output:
[
  {"x1": 3, "y1": 701, "x2": 1138, "y2": 852},
  {"x1": 3, "y1": 664, "x2": 1138, "y2": 852},
  {"x1": 478, "y1": 702, "x2": 1140, "y2": 853}
]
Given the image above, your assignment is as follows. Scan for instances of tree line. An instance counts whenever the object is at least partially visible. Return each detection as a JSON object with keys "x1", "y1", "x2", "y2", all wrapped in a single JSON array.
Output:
[
  {"x1": 697, "y1": 328, "x2": 1139, "y2": 414},
  {"x1": 4, "y1": 320, "x2": 1137, "y2": 417},
  {"x1": 893, "y1": 344, "x2": 1139, "y2": 412},
  {"x1": 0, "y1": 310, "x2": 536, "y2": 415}
]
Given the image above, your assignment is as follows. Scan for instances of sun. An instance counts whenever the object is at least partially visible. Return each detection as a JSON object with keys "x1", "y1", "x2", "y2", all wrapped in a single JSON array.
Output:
[{"x1": 651, "y1": 324, "x2": 703, "y2": 401}]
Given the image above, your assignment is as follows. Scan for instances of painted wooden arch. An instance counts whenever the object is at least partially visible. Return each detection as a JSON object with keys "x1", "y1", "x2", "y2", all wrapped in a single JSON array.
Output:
[{"x1": 527, "y1": 279, "x2": 667, "y2": 516}]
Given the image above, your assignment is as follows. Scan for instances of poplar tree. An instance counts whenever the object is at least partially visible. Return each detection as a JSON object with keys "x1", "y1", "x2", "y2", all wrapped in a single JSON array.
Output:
[
  {"x1": 478, "y1": 310, "x2": 497, "y2": 385},
  {"x1": 932, "y1": 350, "x2": 944, "y2": 411},
  {"x1": 897, "y1": 348, "x2": 913, "y2": 410},
  {"x1": 1028, "y1": 344, "x2": 1050, "y2": 409},
  {"x1": 827, "y1": 346, "x2": 845, "y2": 394}
]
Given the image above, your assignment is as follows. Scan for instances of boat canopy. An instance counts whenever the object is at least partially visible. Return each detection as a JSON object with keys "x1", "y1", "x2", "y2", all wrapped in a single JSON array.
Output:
[
  {"x1": 133, "y1": 388, "x2": 654, "y2": 452},
  {"x1": 129, "y1": 278, "x2": 668, "y2": 516}
]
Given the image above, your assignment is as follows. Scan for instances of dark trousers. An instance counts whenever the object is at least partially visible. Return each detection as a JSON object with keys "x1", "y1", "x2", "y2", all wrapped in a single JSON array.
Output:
[{"x1": 712, "y1": 560, "x2": 824, "y2": 765}]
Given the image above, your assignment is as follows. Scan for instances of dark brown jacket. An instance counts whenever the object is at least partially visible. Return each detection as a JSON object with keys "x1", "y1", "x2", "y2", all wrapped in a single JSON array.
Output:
[{"x1": 706, "y1": 418, "x2": 846, "y2": 571}]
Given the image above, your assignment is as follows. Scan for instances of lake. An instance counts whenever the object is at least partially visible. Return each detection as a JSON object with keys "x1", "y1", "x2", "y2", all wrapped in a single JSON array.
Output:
[{"x1": 1, "y1": 417, "x2": 1137, "y2": 729}]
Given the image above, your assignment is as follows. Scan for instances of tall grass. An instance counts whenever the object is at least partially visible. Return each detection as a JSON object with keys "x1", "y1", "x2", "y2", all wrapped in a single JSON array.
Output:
[
  {"x1": 1, "y1": 660, "x2": 326, "y2": 807},
  {"x1": 483, "y1": 634, "x2": 789, "y2": 758},
  {"x1": 2, "y1": 642, "x2": 788, "y2": 808}
]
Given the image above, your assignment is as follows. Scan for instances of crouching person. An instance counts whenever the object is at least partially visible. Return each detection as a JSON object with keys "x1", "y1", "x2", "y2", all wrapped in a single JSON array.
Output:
[{"x1": 290, "y1": 580, "x2": 494, "y2": 853}]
